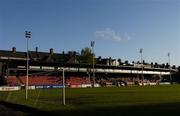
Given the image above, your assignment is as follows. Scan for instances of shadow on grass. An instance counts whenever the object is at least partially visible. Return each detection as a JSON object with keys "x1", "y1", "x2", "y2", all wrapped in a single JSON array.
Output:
[
  {"x1": 51, "y1": 102, "x2": 180, "y2": 116},
  {"x1": 0, "y1": 101, "x2": 50, "y2": 116},
  {"x1": 0, "y1": 101, "x2": 180, "y2": 116}
]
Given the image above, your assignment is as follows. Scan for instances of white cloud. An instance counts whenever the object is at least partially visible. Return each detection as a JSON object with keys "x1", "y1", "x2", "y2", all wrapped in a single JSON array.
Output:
[{"x1": 95, "y1": 28, "x2": 130, "y2": 42}]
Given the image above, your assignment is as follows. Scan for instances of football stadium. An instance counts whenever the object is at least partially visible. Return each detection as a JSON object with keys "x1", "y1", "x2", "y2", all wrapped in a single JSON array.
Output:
[
  {"x1": 0, "y1": 47, "x2": 178, "y2": 88},
  {"x1": 0, "y1": 47, "x2": 180, "y2": 116},
  {"x1": 1, "y1": 0, "x2": 180, "y2": 116}
]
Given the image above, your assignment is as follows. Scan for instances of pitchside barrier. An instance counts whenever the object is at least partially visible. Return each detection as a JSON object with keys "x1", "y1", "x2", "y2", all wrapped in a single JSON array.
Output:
[
  {"x1": 35, "y1": 85, "x2": 64, "y2": 89},
  {"x1": 0, "y1": 86, "x2": 20, "y2": 91},
  {"x1": 139, "y1": 82, "x2": 157, "y2": 86},
  {"x1": 69, "y1": 84, "x2": 100, "y2": 88}
]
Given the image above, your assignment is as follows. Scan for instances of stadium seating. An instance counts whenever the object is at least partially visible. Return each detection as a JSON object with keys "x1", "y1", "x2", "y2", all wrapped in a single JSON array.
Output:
[
  {"x1": 6, "y1": 76, "x2": 19, "y2": 86},
  {"x1": 6, "y1": 76, "x2": 61, "y2": 86},
  {"x1": 66, "y1": 76, "x2": 91, "y2": 88}
]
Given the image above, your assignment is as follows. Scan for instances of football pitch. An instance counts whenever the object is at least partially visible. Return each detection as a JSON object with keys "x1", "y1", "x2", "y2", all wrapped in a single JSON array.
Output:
[{"x1": 0, "y1": 85, "x2": 180, "y2": 116}]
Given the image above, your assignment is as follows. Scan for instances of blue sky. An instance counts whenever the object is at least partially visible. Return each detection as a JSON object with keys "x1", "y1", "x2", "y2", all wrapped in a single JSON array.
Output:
[{"x1": 0, "y1": 0, "x2": 180, "y2": 65}]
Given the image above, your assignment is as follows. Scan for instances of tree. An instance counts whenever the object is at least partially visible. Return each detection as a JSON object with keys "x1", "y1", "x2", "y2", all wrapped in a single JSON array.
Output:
[{"x1": 80, "y1": 47, "x2": 95, "y2": 64}]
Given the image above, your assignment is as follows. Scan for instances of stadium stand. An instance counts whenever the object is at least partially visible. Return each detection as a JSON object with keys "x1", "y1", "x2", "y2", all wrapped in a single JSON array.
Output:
[
  {"x1": 0, "y1": 47, "x2": 179, "y2": 87},
  {"x1": 6, "y1": 76, "x2": 19, "y2": 86},
  {"x1": 6, "y1": 76, "x2": 61, "y2": 86},
  {"x1": 66, "y1": 76, "x2": 91, "y2": 88}
]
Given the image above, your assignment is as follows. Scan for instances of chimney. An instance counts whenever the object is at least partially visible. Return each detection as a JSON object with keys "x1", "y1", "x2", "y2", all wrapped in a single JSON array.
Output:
[
  {"x1": 12, "y1": 47, "x2": 16, "y2": 53},
  {"x1": 50, "y1": 48, "x2": 53, "y2": 54},
  {"x1": 35, "y1": 47, "x2": 38, "y2": 53}
]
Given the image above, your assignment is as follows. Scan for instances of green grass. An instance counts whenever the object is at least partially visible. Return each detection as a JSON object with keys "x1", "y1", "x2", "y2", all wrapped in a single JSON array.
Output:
[{"x1": 1, "y1": 85, "x2": 180, "y2": 116}]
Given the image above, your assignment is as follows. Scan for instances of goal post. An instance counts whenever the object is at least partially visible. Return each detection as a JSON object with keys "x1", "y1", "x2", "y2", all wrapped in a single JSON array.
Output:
[{"x1": 62, "y1": 68, "x2": 65, "y2": 105}]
